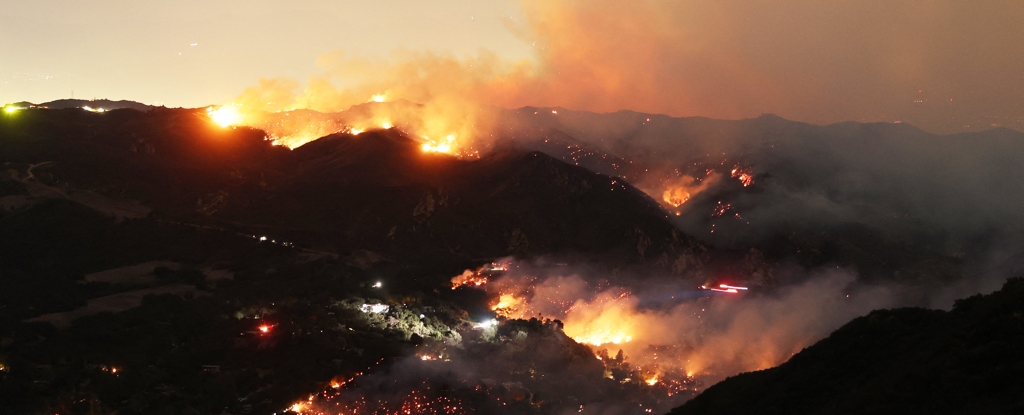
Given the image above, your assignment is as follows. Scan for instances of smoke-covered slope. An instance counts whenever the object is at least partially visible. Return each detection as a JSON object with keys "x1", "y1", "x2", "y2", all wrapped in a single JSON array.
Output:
[
  {"x1": 669, "y1": 277, "x2": 1024, "y2": 415},
  {"x1": 499, "y1": 108, "x2": 1024, "y2": 285}
]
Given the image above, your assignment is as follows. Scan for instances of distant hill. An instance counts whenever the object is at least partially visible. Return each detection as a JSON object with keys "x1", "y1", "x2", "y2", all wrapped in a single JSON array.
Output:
[
  {"x1": 670, "y1": 277, "x2": 1024, "y2": 415},
  {"x1": 38, "y1": 99, "x2": 153, "y2": 112}
]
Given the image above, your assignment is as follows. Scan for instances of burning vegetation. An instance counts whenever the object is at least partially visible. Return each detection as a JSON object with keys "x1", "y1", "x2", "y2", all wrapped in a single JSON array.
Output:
[{"x1": 289, "y1": 317, "x2": 700, "y2": 415}]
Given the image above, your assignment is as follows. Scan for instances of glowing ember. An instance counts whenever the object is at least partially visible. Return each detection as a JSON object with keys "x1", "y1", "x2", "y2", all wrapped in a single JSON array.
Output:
[
  {"x1": 712, "y1": 201, "x2": 731, "y2": 217},
  {"x1": 258, "y1": 324, "x2": 271, "y2": 334},
  {"x1": 206, "y1": 105, "x2": 243, "y2": 127},
  {"x1": 731, "y1": 165, "x2": 755, "y2": 187},
  {"x1": 645, "y1": 376, "x2": 659, "y2": 386}
]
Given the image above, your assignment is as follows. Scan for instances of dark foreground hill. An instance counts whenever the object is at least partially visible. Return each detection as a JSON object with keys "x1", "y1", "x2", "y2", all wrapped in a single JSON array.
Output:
[
  {"x1": 0, "y1": 107, "x2": 698, "y2": 266},
  {"x1": 670, "y1": 277, "x2": 1024, "y2": 415}
]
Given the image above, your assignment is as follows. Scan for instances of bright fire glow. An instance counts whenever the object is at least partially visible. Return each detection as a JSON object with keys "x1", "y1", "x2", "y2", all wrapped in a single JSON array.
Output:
[
  {"x1": 663, "y1": 187, "x2": 690, "y2": 207},
  {"x1": 491, "y1": 293, "x2": 523, "y2": 317},
  {"x1": 421, "y1": 134, "x2": 458, "y2": 154},
  {"x1": 371, "y1": 94, "x2": 387, "y2": 103},
  {"x1": 206, "y1": 105, "x2": 243, "y2": 127},
  {"x1": 258, "y1": 325, "x2": 271, "y2": 334},
  {"x1": 658, "y1": 173, "x2": 720, "y2": 208},
  {"x1": 645, "y1": 376, "x2": 659, "y2": 386},
  {"x1": 572, "y1": 329, "x2": 634, "y2": 346}
]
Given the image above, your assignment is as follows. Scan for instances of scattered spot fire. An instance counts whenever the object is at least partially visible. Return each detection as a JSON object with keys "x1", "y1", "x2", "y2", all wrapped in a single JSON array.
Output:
[{"x1": 711, "y1": 201, "x2": 732, "y2": 218}]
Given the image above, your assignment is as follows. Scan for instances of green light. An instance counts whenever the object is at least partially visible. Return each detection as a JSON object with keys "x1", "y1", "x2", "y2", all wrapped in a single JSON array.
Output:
[{"x1": 3, "y1": 106, "x2": 19, "y2": 114}]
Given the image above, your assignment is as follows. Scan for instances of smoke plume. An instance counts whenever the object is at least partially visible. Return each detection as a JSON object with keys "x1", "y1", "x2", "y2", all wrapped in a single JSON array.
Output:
[{"x1": 232, "y1": 0, "x2": 1024, "y2": 137}]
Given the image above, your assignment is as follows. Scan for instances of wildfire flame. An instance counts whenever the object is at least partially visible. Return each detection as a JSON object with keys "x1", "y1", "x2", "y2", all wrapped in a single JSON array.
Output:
[
  {"x1": 657, "y1": 173, "x2": 721, "y2": 209},
  {"x1": 206, "y1": 105, "x2": 244, "y2": 128},
  {"x1": 491, "y1": 293, "x2": 523, "y2": 317},
  {"x1": 663, "y1": 187, "x2": 691, "y2": 207},
  {"x1": 421, "y1": 134, "x2": 458, "y2": 154},
  {"x1": 451, "y1": 270, "x2": 488, "y2": 289},
  {"x1": 572, "y1": 329, "x2": 634, "y2": 346}
]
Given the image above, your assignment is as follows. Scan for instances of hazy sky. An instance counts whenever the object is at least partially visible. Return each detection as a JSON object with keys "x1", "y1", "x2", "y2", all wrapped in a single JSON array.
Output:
[
  {"x1": 0, "y1": 1, "x2": 531, "y2": 106},
  {"x1": 3, "y1": 1, "x2": 1022, "y2": 133}
]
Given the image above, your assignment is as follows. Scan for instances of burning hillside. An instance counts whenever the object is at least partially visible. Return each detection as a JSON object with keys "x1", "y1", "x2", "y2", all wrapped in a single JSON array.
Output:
[{"x1": 279, "y1": 253, "x2": 967, "y2": 415}]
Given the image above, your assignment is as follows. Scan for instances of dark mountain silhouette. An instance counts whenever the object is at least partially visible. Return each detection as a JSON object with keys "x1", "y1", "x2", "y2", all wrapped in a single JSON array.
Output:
[
  {"x1": 670, "y1": 277, "x2": 1024, "y2": 415},
  {"x1": 37, "y1": 99, "x2": 153, "y2": 112}
]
